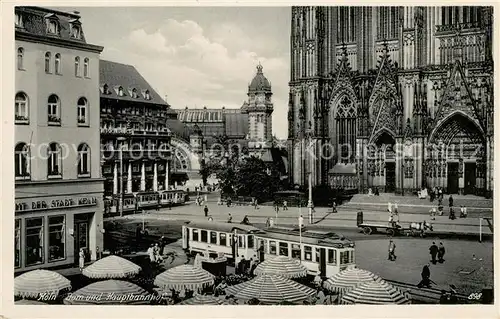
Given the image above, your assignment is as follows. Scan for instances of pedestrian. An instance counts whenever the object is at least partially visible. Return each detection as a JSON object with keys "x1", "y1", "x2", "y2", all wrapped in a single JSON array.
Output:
[
  {"x1": 204, "y1": 205, "x2": 209, "y2": 217},
  {"x1": 238, "y1": 256, "x2": 246, "y2": 275},
  {"x1": 429, "y1": 242, "x2": 439, "y2": 264},
  {"x1": 156, "y1": 196, "x2": 160, "y2": 211},
  {"x1": 460, "y1": 205, "x2": 468, "y2": 218},
  {"x1": 438, "y1": 204, "x2": 444, "y2": 216},
  {"x1": 387, "y1": 202, "x2": 392, "y2": 214},
  {"x1": 438, "y1": 242, "x2": 446, "y2": 263},
  {"x1": 227, "y1": 213, "x2": 232, "y2": 223},
  {"x1": 283, "y1": 200, "x2": 288, "y2": 210},
  {"x1": 449, "y1": 207, "x2": 456, "y2": 220},
  {"x1": 429, "y1": 207, "x2": 437, "y2": 220},
  {"x1": 154, "y1": 243, "x2": 163, "y2": 263},
  {"x1": 332, "y1": 201, "x2": 337, "y2": 213},
  {"x1": 388, "y1": 239, "x2": 396, "y2": 261},
  {"x1": 388, "y1": 213, "x2": 394, "y2": 227},
  {"x1": 241, "y1": 215, "x2": 250, "y2": 225},
  {"x1": 265, "y1": 217, "x2": 271, "y2": 228},
  {"x1": 159, "y1": 236, "x2": 166, "y2": 256},
  {"x1": 79, "y1": 248, "x2": 85, "y2": 271},
  {"x1": 430, "y1": 188, "x2": 435, "y2": 202},
  {"x1": 417, "y1": 263, "x2": 432, "y2": 288},
  {"x1": 248, "y1": 258, "x2": 255, "y2": 275},
  {"x1": 393, "y1": 203, "x2": 399, "y2": 216},
  {"x1": 449, "y1": 195, "x2": 454, "y2": 207},
  {"x1": 135, "y1": 225, "x2": 142, "y2": 251},
  {"x1": 269, "y1": 217, "x2": 275, "y2": 227},
  {"x1": 148, "y1": 244, "x2": 155, "y2": 263},
  {"x1": 438, "y1": 187, "x2": 443, "y2": 200}
]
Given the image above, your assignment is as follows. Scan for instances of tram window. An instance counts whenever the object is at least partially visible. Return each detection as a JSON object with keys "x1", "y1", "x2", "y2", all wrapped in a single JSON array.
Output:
[
  {"x1": 192, "y1": 229, "x2": 199, "y2": 241},
  {"x1": 263, "y1": 239, "x2": 268, "y2": 253},
  {"x1": 304, "y1": 246, "x2": 312, "y2": 261},
  {"x1": 247, "y1": 235, "x2": 254, "y2": 249},
  {"x1": 350, "y1": 250, "x2": 354, "y2": 263},
  {"x1": 210, "y1": 231, "x2": 217, "y2": 244},
  {"x1": 315, "y1": 247, "x2": 320, "y2": 262},
  {"x1": 340, "y1": 251, "x2": 349, "y2": 264},
  {"x1": 269, "y1": 241, "x2": 276, "y2": 255},
  {"x1": 291, "y1": 244, "x2": 301, "y2": 259},
  {"x1": 328, "y1": 249, "x2": 337, "y2": 265},
  {"x1": 220, "y1": 233, "x2": 227, "y2": 246},
  {"x1": 200, "y1": 230, "x2": 208, "y2": 243},
  {"x1": 279, "y1": 242, "x2": 289, "y2": 257},
  {"x1": 238, "y1": 235, "x2": 244, "y2": 248}
]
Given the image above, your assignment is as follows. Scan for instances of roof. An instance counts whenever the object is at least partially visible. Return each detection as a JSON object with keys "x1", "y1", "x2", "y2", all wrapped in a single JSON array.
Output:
[
  {"x1": 248, "y1": 64, "x2": 272, "y2": 93},
  {"x1": 258, "y1": 228, "x2": 355, "y2": 248},
  {"x1": 99, "y1": 60, "x2": 167, "y2": 106},
  {"x1": 186, "y1": 221, "x2": 261, "y2": 234},
  {"x1": 15, "y1": 7, "x2": 103, "y2": 52},
  {"x1": 225, "y1": 113, "x2": 248, "y2": 137},
  {"x1": 329, "y1": 163, "x2": 357, "y2": 175},
  {"x1": 166, "y1": 118, "x2": 192, "y2": 141}
]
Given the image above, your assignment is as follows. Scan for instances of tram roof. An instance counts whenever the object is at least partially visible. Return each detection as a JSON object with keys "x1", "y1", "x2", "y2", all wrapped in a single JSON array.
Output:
[
  {"x1": 258, "y1": 227, "x2": 355, "y2": 248},
  {"x1": 186, "y1": 221, "x2": 261, "y2": 234}
]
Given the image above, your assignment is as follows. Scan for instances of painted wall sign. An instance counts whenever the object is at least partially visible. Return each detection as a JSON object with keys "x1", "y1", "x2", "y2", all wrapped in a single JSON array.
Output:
[{"x1": 15, "y1": 197, "x2": 98, "y2": 213}]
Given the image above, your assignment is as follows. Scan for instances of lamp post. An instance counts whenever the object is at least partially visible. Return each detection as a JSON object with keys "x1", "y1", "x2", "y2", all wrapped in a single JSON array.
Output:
[
  {"x1": 117, "y1": 137, "x2": 126, "y2": 217},
  {"x1": 305, "y1": 129, "x2": 314, "y2": 224}
]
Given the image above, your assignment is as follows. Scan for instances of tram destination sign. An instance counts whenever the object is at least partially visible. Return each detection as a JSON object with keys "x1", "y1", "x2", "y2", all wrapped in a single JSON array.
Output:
[{"x1": 15, "y1": 196, "x2": 98, "y2": 213}]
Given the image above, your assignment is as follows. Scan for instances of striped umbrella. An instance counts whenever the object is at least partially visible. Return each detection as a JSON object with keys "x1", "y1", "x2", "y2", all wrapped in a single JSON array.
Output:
[
  {"x1": 323, "y1": 268, "x2": 382, "y2": 293},
  {"x1": 254, "y1": 256, "x2": 308, "y2": 279},
  {"x1": 154, "y1": 265, "x2": 215, "y2": 291},
  {"x1": 178, "y1": 294, "x2": 230, "y2": 305},
  {"x1": 225, "y1": 274, "x2": 316, "y2": 304},
  {"x1": 340, "y1": 281, "x2": 411, "y2": 305},
  {"x1": 14, "y1": 269, "x2": 71, "y2": 299},
  {"x1": 15, "y1": 300, "x2": 48, "y2": 305},
  {"x1": 63, "y1": 280, "x2": 151, "y2": 305},
  {"x1": 82, "y1": 255, "x2": 141, "y2": 279}
]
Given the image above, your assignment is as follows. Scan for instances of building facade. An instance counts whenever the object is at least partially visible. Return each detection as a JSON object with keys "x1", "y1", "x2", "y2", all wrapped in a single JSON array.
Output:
[
  {"x1": 99, "y1": 60, "x2": 173, "y2": 199},
  {"x1": 15, "y1": 7, "x2": 104, "y2": 272},
  {"x1": 288, "y1": 6, "x2": 493, "y2": 197}
]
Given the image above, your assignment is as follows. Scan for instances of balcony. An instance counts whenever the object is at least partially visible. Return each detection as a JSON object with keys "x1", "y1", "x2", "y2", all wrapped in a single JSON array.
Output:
[
  {"x1": 48, "y1": 115, "x2": 61, "y2": 126},
  {"x1": 15, "y1": 114, "x2": 29, "y2": 125},
  {"x1": 436, "y1": 21, "x2": 483, "y2": 34},
  {"x1": 77, "y1": 116, "x2": 88, "y2": 126},
  {"x1": 15, "y1": 172, "x2": 30, "y2": 181}
]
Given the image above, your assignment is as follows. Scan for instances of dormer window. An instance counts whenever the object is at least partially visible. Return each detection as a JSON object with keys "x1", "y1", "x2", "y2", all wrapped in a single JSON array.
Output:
[
  {"x1": 70, "y1": 20, "x2": 82, "y2": 39},
  {"x1": 47, "y1": 20, "x2": 59, "y2": 35},
  {"x1": 145, "y1": 90, "x2": 150, "y2": 100},
  {"x1": 15, "y1": 13, "x2": 23, "y2": 28},
  {"x1": 102, "y1": 84, "x2": 110, "y2": 95},
  {"x1": 118, "y1": 86, "x2": 124, "y2": 97},
  {"x1": 131, "y1": 88, "x2": 138, "y2": 98}
]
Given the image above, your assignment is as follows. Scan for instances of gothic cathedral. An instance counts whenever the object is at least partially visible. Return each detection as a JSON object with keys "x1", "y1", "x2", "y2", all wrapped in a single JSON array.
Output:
[{"x1": 287, "y1": 7, "x2": 493, "y2": 197}]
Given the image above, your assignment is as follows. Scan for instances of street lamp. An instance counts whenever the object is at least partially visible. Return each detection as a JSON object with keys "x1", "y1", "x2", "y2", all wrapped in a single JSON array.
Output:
[
  {"x1": 305, "y1": 129, "x2": 314, "y2": 224},
  {"x1": 117, "y1": 136, "x2": 126, "y2": 217}
]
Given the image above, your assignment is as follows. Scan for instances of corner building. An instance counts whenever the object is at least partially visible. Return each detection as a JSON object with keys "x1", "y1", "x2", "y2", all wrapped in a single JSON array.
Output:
[
  {"x1": 15, "y1": 7, "x2": 104, "y2": 272},
  {"x1": 288, "y1": 6, "x2": 493, "y2": 197}
]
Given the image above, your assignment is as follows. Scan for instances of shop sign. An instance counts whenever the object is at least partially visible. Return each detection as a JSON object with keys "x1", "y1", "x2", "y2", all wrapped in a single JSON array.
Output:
[{"x1": 15, "y1": 197, "x2": 98, "y2": 213}]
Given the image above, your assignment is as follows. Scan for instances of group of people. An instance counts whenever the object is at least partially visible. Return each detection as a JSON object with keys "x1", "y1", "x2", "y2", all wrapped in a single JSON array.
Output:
[
  {"x1": 235, "y1": 256, "x2": 258, "y2": 276},
  {"x1": 387, "y1": 202, "x2": 401, "y2": 228},
  {"x1": 416, "y1": 242, "x2": 446, "y2": 289}
]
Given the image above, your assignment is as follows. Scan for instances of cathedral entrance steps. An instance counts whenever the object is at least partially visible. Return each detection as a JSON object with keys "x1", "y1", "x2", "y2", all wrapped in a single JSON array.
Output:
[{"x1": 348, "y1": 193, "x2": 493, "y2": 209}]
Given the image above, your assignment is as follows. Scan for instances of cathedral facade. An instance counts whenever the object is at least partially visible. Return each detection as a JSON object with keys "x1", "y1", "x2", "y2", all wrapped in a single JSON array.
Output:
[{"x1": 288, "y1": 6, "x2": 493, "y2": 197}]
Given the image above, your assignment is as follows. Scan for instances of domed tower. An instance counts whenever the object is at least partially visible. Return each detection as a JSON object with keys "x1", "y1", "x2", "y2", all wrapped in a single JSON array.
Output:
[
  {"x1": 189, "y1": 123, "x2": 204, "y2": 155},
  {"x1": 245, "y1": 63, "x2": 274, "y2": 143}
]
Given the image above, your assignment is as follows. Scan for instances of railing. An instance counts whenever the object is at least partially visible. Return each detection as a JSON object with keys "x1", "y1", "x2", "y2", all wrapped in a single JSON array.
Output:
[
  {"x1": 436, "y1": 21, "x2": 483, "y2": 33},
  {"x1": 100, "y1": 127, "x2": 171, "y2": 136}
]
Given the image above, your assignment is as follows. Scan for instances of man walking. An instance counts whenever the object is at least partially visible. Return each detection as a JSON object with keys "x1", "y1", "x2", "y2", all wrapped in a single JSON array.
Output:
[
  {"x1": 429, "y1": 242, "x2": 439, "y2": 264},
  {"x1": 388, "y1": 240, "x2": 396, "y2": 261},
  {"x1": 438, "y1": 242, "x2": 446, "y2": 263},
  {"x1": 448, "y1": 194, "x2": 454, "y2": 208},
  {"x1": 204, "y1": 205, "x2": 209, "y2": 217},
  {"x1": 283, "y1": 200, "x2": 288, "y2": 211},
  {"x1": 418, "y1": 264, "x2": 432, "y2": 288}
]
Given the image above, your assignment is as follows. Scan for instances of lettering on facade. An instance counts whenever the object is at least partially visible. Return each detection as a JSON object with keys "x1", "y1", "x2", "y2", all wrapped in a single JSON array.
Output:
[{"x1": 15, "y1": 197, "x2": 98, "y2": 213}]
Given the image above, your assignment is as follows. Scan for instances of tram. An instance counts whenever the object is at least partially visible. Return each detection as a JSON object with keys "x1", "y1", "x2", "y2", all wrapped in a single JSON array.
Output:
[
  {"x1": 135, "y1": 191, "x2": 160, "y2": 210},
  {"x1": 182, "y1": 222, "x2": 356, "y2": 277},
  {"x1": 105, "y1": 193, "x2": 137, "y2": 215},
  {"x1": 158, "y1": 189, "x2": 187, "y2": 207}
]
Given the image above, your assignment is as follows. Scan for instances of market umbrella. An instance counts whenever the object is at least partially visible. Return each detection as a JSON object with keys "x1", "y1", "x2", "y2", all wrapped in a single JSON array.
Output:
[
  {"x1": 178, "y1": 294, "x2": 230, "y2": 305},
  {"x1": 225, "y1": 274, "x2": 316, "y2": 304},
  {"x1": 82, "y1": 255, "x2": 141, "y2": 279},
  {"x1": 63, "y1": 280, "x2": 151, "y2": 305},
  {"x1": 154, "y1": 265, "x2": 215, "y2": 291},
  {"x1": 14, "y1": 269, "x2": 71, "y2": 299},
  {"x1": 254, "y1": 256, "x2": 308, "y2": 279},
  {"x1": 340, "y1": 281, "x2": 411, "y2": 305},
  {"x1": 15, "y1": 300, "x2": 48, "y2": 305},
  {"x1": 323, "y1": 267, "x2": 382, "y2": 293}
]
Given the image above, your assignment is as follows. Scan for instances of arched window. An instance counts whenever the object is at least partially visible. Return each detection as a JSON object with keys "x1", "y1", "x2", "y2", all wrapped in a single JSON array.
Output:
[
  {"x1": 77, "y1": 97, "x2": 88, "y2": 125},
  {"x1": 15, "y1": 143, "x2": 30, "y2": 179},
  {"x1": 74, "y1": 57, "x2": 80, "y2": 76},
  {"x1": 77, "y1": 144, "x2": 90, "y2": 177},
  {"x1": 145, "y1": 90, "x2": 150, "y2": 100},
  {"x1": 132, "y1": 88, "x2": 138, "y2": 98},
  {"x1": 15, "y1": 92, "x2": 29, "y2": 123},
  {"x1": 83, "y1": 57, "x2": 89, "y2": 77},
  {"x1": 54, "y1": 53, "x2": 61, "y2": 74},
  {"x1": 17, "y1": 47, "x2": 24, "y2": 70},
  {"x1": 47, "y1": 94, "x2": 60, "y2": 124},
  {"x1": 118, "y1": 86, "x2": 124, "y2": 96},
  {"x1": 336, "y1": 97, "x2": 356, "y2": 163},
  {"x1": 45, "y1": 52, "x2": 51, "y2": 73},
  {"x1": 48, "y1": 142, "x2": 62, "y2": 178}
]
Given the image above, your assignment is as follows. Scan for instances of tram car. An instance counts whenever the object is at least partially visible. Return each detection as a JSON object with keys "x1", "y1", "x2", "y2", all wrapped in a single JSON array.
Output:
[
  {"x1": 182, "y1": 222, "x2": 356, "y2": 277},
  {"x1": 105, "y1": 193, "x2": 137, "y2": 215},
  {"x1": 135, "y1": 191, "x2": 160, "y2": 210},
  {"x1": 158, "y1": 189, "x2": 187, "y2": 207}
]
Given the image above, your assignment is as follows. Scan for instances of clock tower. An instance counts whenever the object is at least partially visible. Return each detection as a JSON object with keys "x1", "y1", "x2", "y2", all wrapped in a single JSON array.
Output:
[{"x1": 244, "y1": 63, "x2": 274, "y2": 144}]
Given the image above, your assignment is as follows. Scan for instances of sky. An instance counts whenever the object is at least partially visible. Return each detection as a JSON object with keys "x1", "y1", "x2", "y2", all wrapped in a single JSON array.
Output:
[{"x1": 53, "y1": 7, "x2": 291, "y2": 138}]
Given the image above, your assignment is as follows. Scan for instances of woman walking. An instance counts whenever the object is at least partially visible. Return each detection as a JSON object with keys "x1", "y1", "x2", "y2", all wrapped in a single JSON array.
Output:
[{"x1": 79, "y1": 248, "x2": 85, "y2": 271}]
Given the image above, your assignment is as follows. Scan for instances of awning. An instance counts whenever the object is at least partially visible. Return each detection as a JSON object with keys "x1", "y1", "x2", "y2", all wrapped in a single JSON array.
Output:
[
  {"x1": 14, "y1": 269, "x2": 71, "y2": 299},
  {"x1": 254, "y1": 256, "x2": 308, "y2": 279},
  {"x1": 154, "y1": 265, "x2": 215, "y2": 291},
  {"x1": 340, "y1": 281, "x2": 411, "y2": 305},
  {"x1": 63, "y1": 280, "x2": 150, "y2": 305},
  {"x1": 324, "y1": 267, "x2": 382, "y2": 293},
  {"x1": 82, "y1": 255, "x2": 142, "y2": 279}
]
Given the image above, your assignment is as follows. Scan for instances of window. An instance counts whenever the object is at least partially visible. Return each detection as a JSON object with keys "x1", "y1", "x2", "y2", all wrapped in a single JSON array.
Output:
[
  {"x1": 316, "y1": 247, "x2": 321, "y2": 263},
  {"x1": 336, "y1": 97, "x2": 356, "y2": 163},
  {"x1": 247, "y1": 235, "x2": 254, "y2": 249},
  {"x1": 71, "y1": 24, "x2": 81, "y2": 39},
  {"x1": 132, "y1": 89, "x2": 138, "y2": 98},
  {"x1": 219, "y1": 233, "x2": 227, "y2": 246},
  {"x1": 74, "y1": 57, "x2": 80, "y2": 76},
  {"x1": 340, "y1": 251, "x2": 350, "y2": 264},
  {"x1": 210, "y1": 231, "x2": 217, "y2": 244},
  {"x1": 26, "y1": 217, "x2": 44, "y2": 266},
  {"x1": 15, "y1": 219, "x2": 21, "y2": 267},
  {"x1": 83, "y1": 58, "x2": 89, "y2": 77},
  {"x1": 77, "y1": 97, "x2": 88, "y2": 125},
  {"x1": 238, "y1": 235, "x2": 244, "y2": 248},
  {"x1": 279, "y1": 242, "x2": 289, "y2": 257},
  {"x1": 269, "y1": 240, "x2": 277, "y2": 255},
  {"x1": 45, "y1": 52, "x2": 51, "y2": 73},
  {"x1": 48, "y1": 142, "x2": 62, "y2": 178},
  {"x1": 145, "y1": 90, "x2": 150, "y2": 100},
  {"x1": 15, "y1": 143, "x2": 30, "y2": 179},
  {"x1": 328, "y1": 249, "x2": 337, "y2": 265},
  {"x1": 15, "y1": 92, "x2": 29, "y2": 123},
  {"x1": 291, "y1": 243, "x2": 301, "y2": 259},
  {"x1": 304, "y1": 245, "x2": 312, "y2": 261},
  {"x1": 17, "y1": 47, "x2": 24, "y2": 70},
  {"x1": 47, "y1": 20, "x2": 59, "y2": 34},
  {"x1": 118, "y1": 86, "x2": 124, "y2": 96},
  {"x1": 55, "y1": 53, "x2": 61, "y2": 74},
  {"x1": 192, "y1": 229, "x2": 199, "y2": 241},
  {"x1": 200, "y1": 230, "x2": 207, "y2": 243},
  {"x1": 377, "y1": 7, "x2": 400, "y2": 40},
  {"x1": 349, "y1": 250, "x2": 355, "y2": 263},
  {"x1": 15, "y1": 13, "x2": 23, "y2": 28},
  {"x1": 103, "y1": 84, "x2": 109, "y2": 94},
  {"x1": 337, "y1": 7, "x2": 357, "y2": 43},
  {"x1": 47, "y1": 94, "x2": 60, "y2": 124},
  {"x1": 77, "y1": 144, "x2": 90, "y2": 177},
  {"x1": 48, "y1": 215, "x2": 65, "y2": 261}
]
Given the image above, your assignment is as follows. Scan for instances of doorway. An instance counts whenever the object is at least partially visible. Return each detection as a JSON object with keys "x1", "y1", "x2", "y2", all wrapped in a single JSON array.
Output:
[
  {"x1": 385, "y1": 162, "x2": 396, "y2": 192},
  {"x1": 319, "y1": 248, "x2": 326, "y2": 277},
  {"x1": 447, "y1": 163, "x2": 459, "y2": 194},
  {"x1": 464, "y1": 163, "x2": 477, "y2": 195},
  {"x1": 74, "y1": 213, "x2": 91, "y2": 264}
]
